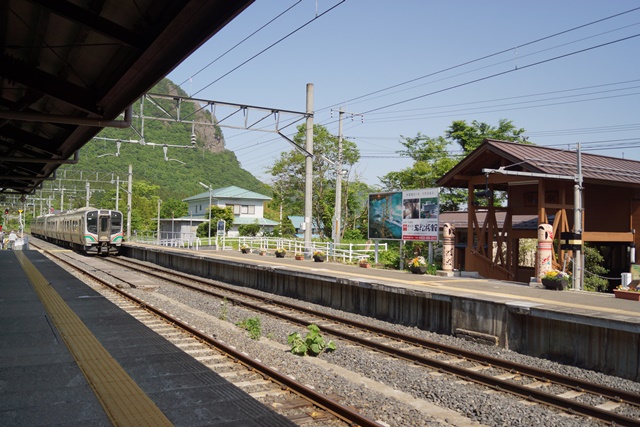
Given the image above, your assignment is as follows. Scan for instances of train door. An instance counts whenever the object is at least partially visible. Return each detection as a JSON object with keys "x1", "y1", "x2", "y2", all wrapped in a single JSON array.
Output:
[{"x1": 98, "y1": 211, "x2": 111, "y2": 244}]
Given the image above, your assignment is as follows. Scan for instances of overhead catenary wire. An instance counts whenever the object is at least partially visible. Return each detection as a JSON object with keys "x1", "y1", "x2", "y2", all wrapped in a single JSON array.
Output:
[
  {"x1": 190, "y1": 1, "x2": 347, "y2": 98},
  {"x1": 318, "y1": 6, "x2": 640, "y2": 113},
  {"x1": 177, "y1": 1, "x2": 304, "y2": 90}
]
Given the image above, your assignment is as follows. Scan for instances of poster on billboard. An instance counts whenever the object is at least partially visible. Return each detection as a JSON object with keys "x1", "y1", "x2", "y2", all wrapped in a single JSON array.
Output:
[
  {"x1": 368, "y1": 188, "x2": 439, "y2": 241},
  {"x1": 401, "y1": 188, "x2": 440, "y2": 241},
  {"x1": 368, "y1": 192, "x2": 403, "y2": 239}
]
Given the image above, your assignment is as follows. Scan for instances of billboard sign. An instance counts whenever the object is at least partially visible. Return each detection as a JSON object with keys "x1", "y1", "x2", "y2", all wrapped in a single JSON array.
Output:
[{"x1": 368, "y1": 188, "x2": 439, "y2": 241}]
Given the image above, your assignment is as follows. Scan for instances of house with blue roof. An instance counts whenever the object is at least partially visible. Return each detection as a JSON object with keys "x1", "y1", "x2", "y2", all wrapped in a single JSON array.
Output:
[
  {"x1": 159, "y1": 186, "x2": 279, "y2": 240},
  {"x1": 288, "y1": 215, "x2": 323, "y2": 238}
]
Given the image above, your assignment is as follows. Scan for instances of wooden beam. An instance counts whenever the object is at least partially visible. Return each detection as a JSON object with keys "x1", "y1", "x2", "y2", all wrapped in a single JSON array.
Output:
[{"x1": 583, "y1": 231, "x2": 634, "y2": 242}]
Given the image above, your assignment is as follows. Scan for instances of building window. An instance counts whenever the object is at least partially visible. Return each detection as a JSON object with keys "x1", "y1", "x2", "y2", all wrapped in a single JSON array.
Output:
[{"x1": 239, "y1": 205, "x2": 255, "y2": 215}]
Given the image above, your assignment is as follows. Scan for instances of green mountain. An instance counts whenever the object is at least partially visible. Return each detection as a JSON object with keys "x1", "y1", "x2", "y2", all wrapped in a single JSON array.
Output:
[{"x1": 57, "y1": 78, "x2": 271, "y2": 203}]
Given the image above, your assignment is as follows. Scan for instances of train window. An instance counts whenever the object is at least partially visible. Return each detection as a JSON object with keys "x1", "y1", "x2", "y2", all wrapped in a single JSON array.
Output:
[
  {"x1": 87, "y1": 211, "x2": 98, "y2": 233},
  {"x1": 111, "y1": 212, "x2": 122, "y2": 233}
]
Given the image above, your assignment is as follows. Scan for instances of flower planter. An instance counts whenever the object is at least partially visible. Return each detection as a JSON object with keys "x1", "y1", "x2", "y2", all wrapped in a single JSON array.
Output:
[
  {"x1": 614, "y1": 289, "x2": 640, "y2": 301},
  {"x1": 541, "y1": 278, "x2": 568, "y2": 291},
  {"x1": 275, "y1": 252, "x2": 286, "y2": 258},
  {"x1": 359, "y1": 262, "x2": 371, "y2": 268},
  {"x1": 240, "y1": 248, "x2": 250, "y2": 254},
  {"x1": 295, "y1": 255, "x2": 305, "y2": 261},
  {"x1": 409, "y1": 266, "x2": 427, "y2": 274},
  {"x1": 313, "y1": 255, "x2": 325, "y2": 262}
]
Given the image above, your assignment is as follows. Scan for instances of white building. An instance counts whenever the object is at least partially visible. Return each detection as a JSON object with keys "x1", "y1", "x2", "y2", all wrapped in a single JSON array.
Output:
[{"x1": 159, "y1": 186, "x2": 278, "y2": 241}]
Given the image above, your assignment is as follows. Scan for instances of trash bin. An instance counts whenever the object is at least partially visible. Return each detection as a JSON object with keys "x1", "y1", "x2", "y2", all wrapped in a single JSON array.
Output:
[{"x1": 621, "y1": 272, "x2": 632, "y2": 287}]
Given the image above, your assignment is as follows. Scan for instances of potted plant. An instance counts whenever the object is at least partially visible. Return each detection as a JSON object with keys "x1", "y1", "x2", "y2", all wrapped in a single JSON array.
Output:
[
  {"x1": 295, "y1": 252, "x2": 305, "y2": 260},
  {"x1": 259, "y1": 249, "x2": 266, "y2": 256},
  {"x1": 408, "y1": 256, "x2": 428, "y2": 274},
  {"x1": 313, "y1": 250, "x2": 326, "y2": 262},
  {"x1": 275, "y1": 247, "x2": 286, "y2": 258},
  {"x1": 540, "y1": 270, "x2": 571, "y2": 290},
  {"x1": 614, "y1": 284, "x2": 640, "y2": 301},
  {"x1": 240, "y1": 244, "x2": 251, "y2": 254},
  {"x1": 358, "y1": 257, "x2": 371, "y2": 268}
]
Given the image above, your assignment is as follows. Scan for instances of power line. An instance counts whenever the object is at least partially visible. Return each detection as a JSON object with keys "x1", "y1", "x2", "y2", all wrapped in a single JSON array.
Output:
[
  {"x1": 359, "y1": 32, "x2": 640, "y2": 116},
  {"x1": 363, "y1": 78, "x2": 640, "y2": 117},
  {"x1": 319, "y1": 6, "x2": 640, "y2": 113},
  {"x1": 191, "y1": 0, "x2": 347, "y2": 97},
  {"x1": 177, "y1": 1, "x2": 303, "y2": 90},
  {"x1": 364, "y1": 90, "x2": 640, "y2": 124}
]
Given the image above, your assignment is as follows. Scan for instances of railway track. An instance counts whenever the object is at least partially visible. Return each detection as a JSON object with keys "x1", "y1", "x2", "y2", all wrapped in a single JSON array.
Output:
[
  {"x1": 30, "y1": 242, "x2": 382, "y2": 427},
  {"x1": 98, "y1": 254, "x2": 640, "y2": 427}
]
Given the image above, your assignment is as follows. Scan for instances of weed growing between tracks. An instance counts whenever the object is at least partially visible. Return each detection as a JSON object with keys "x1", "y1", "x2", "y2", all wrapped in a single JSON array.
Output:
[
  {"x1": 236, "y1": 316, "x2": 262, "y2": 340},
  {"x1": 288, "y1": 324, "x2": 336, "y2": 356}
]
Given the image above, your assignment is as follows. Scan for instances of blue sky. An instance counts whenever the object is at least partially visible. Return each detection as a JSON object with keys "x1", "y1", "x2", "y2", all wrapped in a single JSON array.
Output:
[{"x1": 167, "y1": 1, "x2": 640, "y2": 187}]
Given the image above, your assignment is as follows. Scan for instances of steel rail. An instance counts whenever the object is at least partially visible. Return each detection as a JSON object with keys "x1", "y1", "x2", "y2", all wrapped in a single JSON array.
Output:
[
  {"x1": 107, "y1": 256, "x2": 640, "y2": 427},
  {"x1": 111, "y1": 256, "x2": 640, "y2": 405},
  {"x1": 41, "y1": 248, "x2": 383, "y2": 427}
]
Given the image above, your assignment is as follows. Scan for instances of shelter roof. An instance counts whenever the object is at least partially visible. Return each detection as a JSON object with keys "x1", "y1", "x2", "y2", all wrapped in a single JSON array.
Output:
[
  {"x1": 0, "y1": 0, "x2": 253, "y2": 194},
  {"x1": 437, "y1": 139, "x2": 640, "y2": 189},
  {"x1": 439, "y1": 211, "x2": 539, "y2": 230}
]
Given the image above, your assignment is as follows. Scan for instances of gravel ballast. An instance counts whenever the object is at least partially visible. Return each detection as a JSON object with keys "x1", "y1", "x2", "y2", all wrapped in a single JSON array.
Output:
[{"x1": 122, "y1": 272, "x2": 640, "y2": 427}]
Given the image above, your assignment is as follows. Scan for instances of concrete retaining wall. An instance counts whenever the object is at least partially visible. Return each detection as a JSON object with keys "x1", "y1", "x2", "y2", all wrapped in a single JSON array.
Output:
[{"x1": 123, "y1": 246, "x2": 639, "y2": 381}]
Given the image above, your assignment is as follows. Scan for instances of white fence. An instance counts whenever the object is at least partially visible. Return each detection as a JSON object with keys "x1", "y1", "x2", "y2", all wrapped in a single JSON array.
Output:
[{"x1": 128, "y1": 232, "x2": 386, "y2": 263}]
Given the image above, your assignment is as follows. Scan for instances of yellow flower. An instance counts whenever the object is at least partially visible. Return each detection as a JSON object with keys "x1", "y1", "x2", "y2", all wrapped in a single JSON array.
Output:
[{"x1": 409, "y1": 256, "x2": 427, "y2": 267}]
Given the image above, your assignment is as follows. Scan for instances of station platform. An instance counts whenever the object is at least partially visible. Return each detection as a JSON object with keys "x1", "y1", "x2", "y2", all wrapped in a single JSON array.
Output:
[
  {"x1": 0, "y1": 249, "x2": 295, "y2": 426},
  {"x1": 123, "y1": 243, "x2": 640, "y2": 382}
]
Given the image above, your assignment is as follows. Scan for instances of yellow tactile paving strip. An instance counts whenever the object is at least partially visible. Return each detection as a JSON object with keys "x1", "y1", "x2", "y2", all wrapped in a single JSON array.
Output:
[{"x1": 15, "y1": 251, "x2": 173, "y2": 427}]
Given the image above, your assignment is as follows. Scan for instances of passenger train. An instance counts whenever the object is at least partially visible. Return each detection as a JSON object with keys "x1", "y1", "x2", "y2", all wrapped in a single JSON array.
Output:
[{"x1": 31, "y1": 207, "x2": 124, "y2": 255}]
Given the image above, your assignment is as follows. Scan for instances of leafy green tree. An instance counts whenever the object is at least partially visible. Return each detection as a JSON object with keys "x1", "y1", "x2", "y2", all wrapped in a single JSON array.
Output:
[
  {"x1": 265, "y1": 219, "x2": 296, "y2": 237},
  {"x1": 160, "y1": 198, "x2": 188, "y2": 219},
  {"x1": 380, "y1": 133, "x2": 463, "y2": 210},
  {"x1": 446, "y1": 118, "x2": 527, "y2": 154},
  {"x1": 196, "y1": 206, "x2": 234, "y2": 237},
  {"x1": 268, "y1": 124, "x2": 361, "y2": 239},
  {"x1": 569, "y1": 245, "x2": 609, "y2": 292},
  {"x1": 381, "y1": 120, "x2": 529, "y2": 211},
  {"x1": 238, "y1": 222, "x2": 261, "y2": 236}
]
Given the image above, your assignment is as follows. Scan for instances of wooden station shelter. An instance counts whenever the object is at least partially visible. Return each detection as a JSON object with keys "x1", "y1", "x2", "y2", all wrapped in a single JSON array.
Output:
[{"x1": 436, "y1": 139, "x2": 640, "y2": 284}]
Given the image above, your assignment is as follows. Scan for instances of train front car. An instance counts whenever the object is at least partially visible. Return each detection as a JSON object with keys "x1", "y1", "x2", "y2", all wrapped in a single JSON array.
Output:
[{"x1": 85, "y1": 209, "x2": 123, "y2": 255}]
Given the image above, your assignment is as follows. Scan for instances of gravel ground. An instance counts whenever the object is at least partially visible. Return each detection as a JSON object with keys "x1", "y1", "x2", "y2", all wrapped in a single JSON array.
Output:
[{"x1": 123, "y1": 269, "x2": 640, "y2": 427}]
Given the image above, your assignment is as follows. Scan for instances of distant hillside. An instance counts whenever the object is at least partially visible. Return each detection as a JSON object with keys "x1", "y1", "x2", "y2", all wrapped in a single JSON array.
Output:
[{"x1": 58, "y1": 78, "x2": 271, "y2": 201}]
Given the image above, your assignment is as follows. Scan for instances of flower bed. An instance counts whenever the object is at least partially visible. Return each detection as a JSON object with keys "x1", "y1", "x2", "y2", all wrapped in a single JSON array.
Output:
[
  {"x1": 614, "y1": 289, "x2": 640, "y2": 301},
  {"x1": 408, "y1": 256, "x2": 427, "y2": 274},
  {"x1": 540, "y1": 270, "x2": 571, "y2": 290},
  {"x1": 313, "y1": 250, "x2": 325, "y2": 262}
]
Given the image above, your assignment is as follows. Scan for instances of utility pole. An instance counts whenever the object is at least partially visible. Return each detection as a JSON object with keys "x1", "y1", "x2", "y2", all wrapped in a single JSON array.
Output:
[
  {"x1": 115, "y1": 176, "x2": 119, "y2": 212},
  {"x1": 332, "y1": 108, "x2": 362, "y2": 246},
  {"x1": 333, "y1": 108, "x2": 344, "y2": 246},
  {"x1": 573, "y1": 143, "x2": 583, "y2": 291},
  {"x1": 304, "y1": 83, "x2": 314, "y2": 256},
  {"x1": 157, "y1": 199, "x2": 161, "y2": 245}
]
